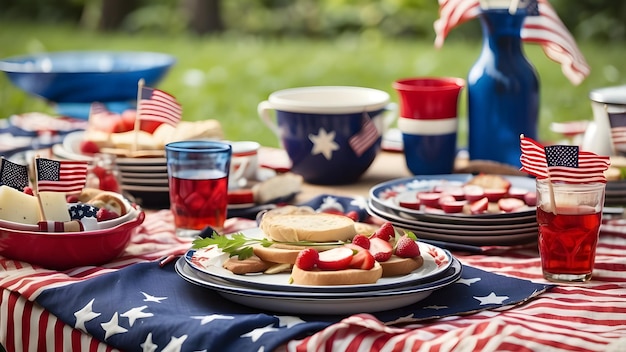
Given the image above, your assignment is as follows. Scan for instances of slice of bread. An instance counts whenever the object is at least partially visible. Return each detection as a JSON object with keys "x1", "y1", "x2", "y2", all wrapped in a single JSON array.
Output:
[
  {"x1": 291, "y1": 261, "x2": 383, "y2": 286},
  {"x1": 259, "y1": 212, "x2": 356, "y2": 243},
  {"x1": 379, "y1": 256, "x2": 424, "y2": 277}
]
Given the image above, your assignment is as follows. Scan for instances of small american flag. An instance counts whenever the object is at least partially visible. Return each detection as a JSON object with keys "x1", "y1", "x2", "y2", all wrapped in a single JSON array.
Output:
[
  {"x1": 608, "y1": 111, "x2": 626, "y2": 154},
  {"x1": 434, "y1": 0, "x2": 590, "y2": 85},
  {"x1": 520, "y1": 136, "x2": 610, "y2": 183},
  {"x1": 89, "y1": 102, "x2": 116, "y2": 118},
  {"x1": 349, "y1": 112, "x2": 380, "y2": 157},
  {"x1": 138, "y1": 86, "x2": 182, "y2": 127},
  {"x1": 0, "y1": 157, "x2": 30, "y2": 191},
  {"x1": 35, "y1": 158, "x2": 88, "y2": 194}
]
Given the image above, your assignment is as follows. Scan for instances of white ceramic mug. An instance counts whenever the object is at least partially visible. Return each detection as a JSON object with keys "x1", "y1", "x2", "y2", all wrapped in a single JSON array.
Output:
[{"x1": 228, "y1": 141, "x2": 260, "y2": 187}]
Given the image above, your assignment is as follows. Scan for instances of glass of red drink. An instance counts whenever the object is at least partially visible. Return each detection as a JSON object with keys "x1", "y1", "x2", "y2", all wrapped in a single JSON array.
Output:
[
  {"x1": 536, "y1": 179, "x2": 606, "y2": 282},
  {"x1": 165, "y1": 141, "x2": 232, "y2": 237}
]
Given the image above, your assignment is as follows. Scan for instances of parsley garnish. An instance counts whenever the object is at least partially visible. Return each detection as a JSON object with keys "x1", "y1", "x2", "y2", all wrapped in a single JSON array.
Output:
[{"x1": 192, "y1": 233, "x2": 346, "y2": 260}]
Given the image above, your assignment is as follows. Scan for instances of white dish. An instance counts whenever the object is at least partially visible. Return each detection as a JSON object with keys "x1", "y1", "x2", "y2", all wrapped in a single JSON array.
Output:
[
  {"x1": 185, "y1": 227, "x2": 454, "y2": 293},
  {"x1": 175, "y1": 257, "x2": 462, "y2": 315},
  {"x1": 370, "y1": 174, "x2": 536, "y2": 222},
  {"x1": 57, "y1": 131, "x2": 167, "y2": 164},
  {"x1": 368, "y1": 200, "x2": 537, "y2": 233}
]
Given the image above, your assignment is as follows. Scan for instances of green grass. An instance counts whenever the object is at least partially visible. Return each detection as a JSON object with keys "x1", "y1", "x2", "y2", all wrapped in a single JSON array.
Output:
[{"x1": 1, "y1": 21, "x2": 624, "y2": 148}]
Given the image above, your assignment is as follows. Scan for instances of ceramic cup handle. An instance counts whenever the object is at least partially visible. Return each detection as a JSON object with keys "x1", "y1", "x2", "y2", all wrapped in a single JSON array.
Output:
[{"x1": 257, "y1": 100, "x2": 282, "y2": 139}]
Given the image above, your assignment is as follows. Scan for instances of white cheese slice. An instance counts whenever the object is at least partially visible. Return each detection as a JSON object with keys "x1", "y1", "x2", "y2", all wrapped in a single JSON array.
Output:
[
  {"x1": 38, "y1": 191, "x2": 71, "y2": 222},
  {"x1": 0, "y1": 185, "x2": 41, "y2": 225}
]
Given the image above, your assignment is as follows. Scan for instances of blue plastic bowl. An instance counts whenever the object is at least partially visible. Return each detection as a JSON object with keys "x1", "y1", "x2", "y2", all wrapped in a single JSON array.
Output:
[{"x1": 0, "y1": 51, "x2": 175, "y2": 110}]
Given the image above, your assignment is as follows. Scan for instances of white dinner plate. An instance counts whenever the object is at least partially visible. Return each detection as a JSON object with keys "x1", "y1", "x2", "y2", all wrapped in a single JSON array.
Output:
[
  {"x1": 369, "y1": 174, "x2": 536, "y2": 223},
  {"x1": 185, "y1": 227, "x2": 454, "y2": 293},
  {"x1": 175, "y1": 256, "x2": 462, "y2": 315},
  {"x1": 368, "y1": 200, "x2": 537, "y2": 235}
]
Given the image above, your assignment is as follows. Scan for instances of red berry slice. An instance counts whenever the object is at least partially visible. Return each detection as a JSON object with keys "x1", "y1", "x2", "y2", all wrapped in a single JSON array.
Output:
[
  {"x1": 524, "y1": 192, "x2": 537, "y2": 206},
  {"x1": 463, "y1": 185, "x2": 485, "y2": 202},
  {"x1": 371, "y1": 222, "x2": 395, "y2": 242},
  {"x1": 351, "y1": 234, "x2": 371, "y2": 249},
  {"x1": 498, "y1": 197, "x2": 526, "y2": 213},
  {"x1": 441, "y1": 200, "x2": 467, "y2": 213},
  {"x1": 295, "y1": 248, "x2": 319, "y2": 271},
  {"x1": 317, "y1": 247, "x2": 354, "y2": 271},
  {"x1": 417, "y1": 192, "x2": 441, "y2": 208},
  {"x1": 470, "y1": 197, "x2": 489, "y2": 215},
  {"x1": 368, "y1": 237, "x2": 393, "y2": 262},
  {"x1": 483, "y1": 188, "x2": 507, "y2": 202}
]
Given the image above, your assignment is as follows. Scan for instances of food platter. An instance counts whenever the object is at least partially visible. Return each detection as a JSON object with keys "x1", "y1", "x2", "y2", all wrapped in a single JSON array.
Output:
[
  {"x1": 184, "y1": 227, "x2": 453, "y2": 293},
  {"x1": 367, "y1": 174, "x2": 539, "y2": 246},
  {"x1": 175, "y1": 255, "x2": 462, "y2": 315}
]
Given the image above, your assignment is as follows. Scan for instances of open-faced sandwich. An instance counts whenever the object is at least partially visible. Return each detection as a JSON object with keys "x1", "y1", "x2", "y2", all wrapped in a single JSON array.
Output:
[{"x1": 191, "y1": 206, "x2": 424, "y2": 286}]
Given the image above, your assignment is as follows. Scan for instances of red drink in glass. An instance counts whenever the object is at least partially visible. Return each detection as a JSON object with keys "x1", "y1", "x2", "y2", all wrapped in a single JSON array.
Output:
[
  {"x1": 537, "y1": 205, "x2": 601, "y2": 278},
  {"x1": 169, "y1": 169, "x2": 228, "y2": 232}
]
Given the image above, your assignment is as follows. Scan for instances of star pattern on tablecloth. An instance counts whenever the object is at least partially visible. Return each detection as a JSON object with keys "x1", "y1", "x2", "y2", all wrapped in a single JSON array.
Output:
[
  {"x1": 457, "y1": 277, "x2": 481, "y2": 286},
  {"x1": 101, "y1": 312, "x2": 128, "y2": 340},
  {"x1": 74, "y1": 298, "x2": 101, "y2": 332},
  {"x1": 120, "y1": 305, "x2": 153, "y2": 327},
  {"x1": 474, "y1": 292, "x2": 509, "y2": 305},
  {"x1": 241, "y1": 323, "x2": 280, "y2": 342},
  {"x1": 309, "y1": 128, "x2": 339, "y2": 160},
  {"x1": 142, "y1": 291, "x2": 167, "y2": 303},
  {"x1": 191, "y1": 314, "x2": 235, "y2": 325},
  {"x1": 276, "y1": 315, "x2": 306, "y2": 328}
]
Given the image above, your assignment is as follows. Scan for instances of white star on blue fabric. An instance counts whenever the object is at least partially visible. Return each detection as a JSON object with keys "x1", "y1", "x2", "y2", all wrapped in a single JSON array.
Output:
[
  {"x1": 423, "y1": 305, "x2": 448, "y2": 310},
  {"x1": 120, "y1": 305, "x2": 153, "y2": 327},
  {"x1": 241, "y1": 323, "x2": 280, "y2": 342},
  {"x1": 350, "y1": 196, "x2": 368, "y2": 210},
  {"x1": 101, "y1": 312, "x2": 128, "y2": 340},
  {"x1": 161, "y1": 335, "x2": 188, "y2": 351},
  {"x1": 456, "y1": 277, "x2": 481, "y2": 286},
  {"x1": 141, "y1": 291, "x2": 167, "y2": 303},
  {"x1": 275, "y1": 315, "x2": 305, "y2": 328},
  {"x1": 318, "y1": 195, "x2": 344, "y2": 212},
  {"x1": 474, "y1": 292, "x2": 509, "y2": 305},
  {"x1": 309, "y1": 128, "x2": 339, "y2": 160},
  {"x1": 191, "y1": 314, "x2": 234, "y2": 325},
  {"x1": 141, "y1": 333, "x2": 158, "y2": 352},
  {"x1": 74, "y1": 298, "x2": 101, "y2": 332}
]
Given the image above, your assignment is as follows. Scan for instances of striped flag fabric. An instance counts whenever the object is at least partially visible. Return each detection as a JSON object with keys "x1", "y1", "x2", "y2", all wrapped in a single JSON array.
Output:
[
  {"x1": 519, "y1": 136, "x2": 610, "y2": 183},
  {"x1": 434, "y1": 0, "x2": 590, "y2": 85},
  {"x1": 138, "y1": 86, "x2": 182, "y2": 127},
  {"x1": 349, "y1": 113, "x2": 380, "y2": 157},
  {"x1": 608, "y1": 111, "x2": 626, "y2": 154},
  {"x1": 0, "y1": 157, "x2": 29, "y2": 191},
  {"x1": 35, "y1": 158, "x2": 88, "y2": 194},
  {"x1": 2, "y1": 209, "x2": 625, "y2": 352}
]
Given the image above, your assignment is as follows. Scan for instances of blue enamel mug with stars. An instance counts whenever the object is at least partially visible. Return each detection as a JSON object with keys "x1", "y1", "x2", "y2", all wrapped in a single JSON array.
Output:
[{"x1": 258, "y1": 86, "x2": 396, "y2": 184}]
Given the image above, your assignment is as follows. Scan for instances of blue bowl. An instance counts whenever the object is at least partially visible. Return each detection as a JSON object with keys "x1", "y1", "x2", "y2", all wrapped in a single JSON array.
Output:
[{"x1": 0, "y1": 51, "x2": 175, "y2": 116}]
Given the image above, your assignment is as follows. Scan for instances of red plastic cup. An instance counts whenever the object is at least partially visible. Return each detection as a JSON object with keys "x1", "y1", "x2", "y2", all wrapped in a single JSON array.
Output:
[{"x1": 392, "y1": 77, "x2": 465, "y2": 119}]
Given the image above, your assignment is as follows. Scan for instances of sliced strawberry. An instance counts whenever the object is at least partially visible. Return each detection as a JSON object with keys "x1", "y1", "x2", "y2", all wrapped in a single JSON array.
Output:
[
  {"x1": 295, "y1": 248, "x2": 319, "y2": 271},
  {"x1": 351, "y1": 234, "x2": 371, "y2": 249},
  {"x1": 23, "y1": 186, "x2": 34, "y2": 196},
  {"x1": 470, "y1": 197, "x2": 489, "y2": 215},
  {"x1": 350, "y1": 247, "x2": 375, "y2": 270},
  {"x1": 368, "y1": 237, "x2": 393, "y2": 262},
  {"x1": 371, "y1": 222, "x2": 395, "y2": 242},
  {"x1": 394, "y1": 235, "x2": 421, "y2": 258},
  {"x1": 79, "y1": 140, "x2": 100, "y2": 155},
  {"x1": 483, "y1": 188, "x2": 507, "y2": 202},
  {"x1": 524, "y1": 191, "x2": 537, "y2": 206},
  {"x1": 96, "y1": 207, "x2": 120, "y2": 221},
  {"x1": 498, "y1": 197, "x2": 526, "y2": 213},
  {"x1": 399, "y1": 197, "x2": 421, "y2": 210},
  {"x1": 320, "y1": 208, "x2": 345, "y2": 216},
  {"x1": 462, "y1": 185, "x2": 485, "y2": 202},
  {"x1": 317, "y1": 247, "x2": 354, "y2": 271},
  {"x1": 417, "y1": 192, "x2": 441, "y2": 208},
  {"x1": 441, "y1": 199, "x2": 467, "y2": 213},
  {"x1": 507, "y1": 187, "x2": 529, "y2": 200},
  {"x1": 437, "y1": 194, "x2": 457, "y2": 208}
]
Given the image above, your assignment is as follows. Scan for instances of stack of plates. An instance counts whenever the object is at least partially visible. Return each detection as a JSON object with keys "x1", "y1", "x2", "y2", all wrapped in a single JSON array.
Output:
[
  {"x1": 367, "y1": 174, "x2": 539, "y2": 246},
  {"x1": 175, "y1": 228, "x2": 462, "y2": 315},
  {"x1": 52, "y1": 131, "x2": 170, "y2": 208}
]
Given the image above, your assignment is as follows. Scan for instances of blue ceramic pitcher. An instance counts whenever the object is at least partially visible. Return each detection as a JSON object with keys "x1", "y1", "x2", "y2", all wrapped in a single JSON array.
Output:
[{"x1": 467, "y1": 7, "x2": 539, "y2": 168}]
